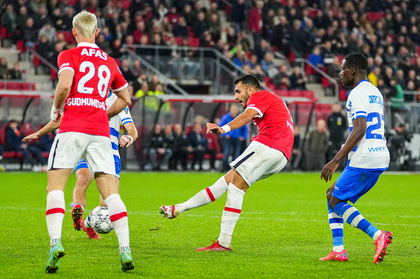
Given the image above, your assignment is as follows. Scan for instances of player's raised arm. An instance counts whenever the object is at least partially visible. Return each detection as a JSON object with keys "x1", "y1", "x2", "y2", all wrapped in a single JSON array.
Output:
[
  {"x1": 22, "y1": 120, "x2": 61, "y2": 142},
  {"x1": 207, "y1": 109, "x2": 257, "y2": 134}
]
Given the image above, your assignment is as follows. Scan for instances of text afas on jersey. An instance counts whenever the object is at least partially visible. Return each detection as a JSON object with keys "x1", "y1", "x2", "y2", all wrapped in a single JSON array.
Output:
[{"x1": 81, "y1": 48, "x2": 108, "y2": 60}]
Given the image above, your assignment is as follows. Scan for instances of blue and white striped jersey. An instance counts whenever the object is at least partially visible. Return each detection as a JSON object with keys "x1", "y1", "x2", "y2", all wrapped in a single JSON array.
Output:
[
  {"x1": 106, "y1": 91, "x2": 133, "y2": 159},
  {"x1": 346, "y1": 80, "x2": 390, "y2": 170}
]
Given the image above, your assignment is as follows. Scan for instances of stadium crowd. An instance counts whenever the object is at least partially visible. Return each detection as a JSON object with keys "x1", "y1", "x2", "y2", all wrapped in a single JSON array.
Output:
[{"x1": 1, "y1": 0, "x2": 419, "y2": 171}]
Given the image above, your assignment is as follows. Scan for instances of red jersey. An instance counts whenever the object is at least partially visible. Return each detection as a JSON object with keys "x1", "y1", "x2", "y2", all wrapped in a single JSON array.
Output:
[
  {"x1": 57, "y1": 42, "x2": 128, "y2": 137},
  {"x1": 246, "y1": 90, "x2": 294, "y2": 160}
]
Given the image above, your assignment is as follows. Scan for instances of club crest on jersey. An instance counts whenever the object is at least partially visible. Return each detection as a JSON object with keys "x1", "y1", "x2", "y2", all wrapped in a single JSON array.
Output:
[{"x1": 81, "y1": 48, "x2": 108, "y2": 60}]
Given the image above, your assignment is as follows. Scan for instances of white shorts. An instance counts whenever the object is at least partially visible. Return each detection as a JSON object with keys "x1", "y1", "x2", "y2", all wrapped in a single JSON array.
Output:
[
  {"x1": 48, "y1": 132, "x2": 115, "y2": 176},
  {"x1": 229, "y1": 141, "x2": 288, "y2": 186}
]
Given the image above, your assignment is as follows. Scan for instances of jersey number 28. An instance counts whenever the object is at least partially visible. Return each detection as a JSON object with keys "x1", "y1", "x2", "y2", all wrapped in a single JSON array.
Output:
[{"x1": 77, "y1": 61, "x2": 111, "y2": 98}]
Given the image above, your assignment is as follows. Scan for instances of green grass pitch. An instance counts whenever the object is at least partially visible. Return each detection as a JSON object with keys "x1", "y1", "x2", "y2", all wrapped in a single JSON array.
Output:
[{"x1": 1, "y1": 171, "x2": 419, "y2": 278}]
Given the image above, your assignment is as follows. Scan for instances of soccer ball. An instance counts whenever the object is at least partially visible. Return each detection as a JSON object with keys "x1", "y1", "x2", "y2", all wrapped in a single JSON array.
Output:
[{"x1": 87, "y1": 206, "x2": 114, "y2": 234}]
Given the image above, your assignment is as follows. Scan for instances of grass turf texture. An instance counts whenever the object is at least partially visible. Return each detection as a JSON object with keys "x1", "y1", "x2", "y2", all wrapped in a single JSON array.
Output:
[{"x1": 1, "y1": 172, "x2": 419, "y2": 278}]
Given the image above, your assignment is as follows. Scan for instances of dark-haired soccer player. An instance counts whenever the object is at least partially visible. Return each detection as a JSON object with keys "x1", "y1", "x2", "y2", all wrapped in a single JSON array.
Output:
[
  {"x1": 160, "y1": 74, "x2": 294, "y2": 251},
  {"x1": 319, "y1": 53, "x2": 393, "y2": 264}
]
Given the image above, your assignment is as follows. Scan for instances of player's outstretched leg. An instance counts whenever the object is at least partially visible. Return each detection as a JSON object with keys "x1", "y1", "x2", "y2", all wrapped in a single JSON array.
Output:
[
  {"x1": 45, "y1": 190, "x2": 66, "y2": 272},
  {"x1": 45, "y1": 239, "x2": 66, "y2": 273},
  {"x1": 105, "y1": 193, "x2": 135, "y2": 271},
  {"x1": 82, "y1": 218, "x2": 101, "y2": 240},
  {"x1": 160, "y1": 176, "x2": 229, "y2": 219},
  {"x1": 197, "y1": 182, "x2": 245, "y2": 251},
  {"x1": 333, "y1": 202, "x2": 393, "y2": 263},
  {"x1": 320, "y1": 202, "x2": 347, "y2": 261}
]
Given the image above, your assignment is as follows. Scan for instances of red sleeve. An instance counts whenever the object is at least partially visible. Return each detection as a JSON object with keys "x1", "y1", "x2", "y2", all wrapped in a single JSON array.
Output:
[
  {"x1": 111, "y1": 60, "x2": 128, "y2": 92},
  {"x1": 246, "y1": 92, "x2": 271, "y2": 118},
  {"x1": 57, "y1": 50, "x2": 75, "y2": 76}
]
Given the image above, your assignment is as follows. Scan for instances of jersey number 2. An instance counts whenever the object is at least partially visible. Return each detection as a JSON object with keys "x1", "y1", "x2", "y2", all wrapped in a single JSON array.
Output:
[
  {"x1": 366, "y1": 112, "x2": 384, "y2": 139},
  {"x1": 77, "y1": 61, "x2": 111, "y2": 98}
]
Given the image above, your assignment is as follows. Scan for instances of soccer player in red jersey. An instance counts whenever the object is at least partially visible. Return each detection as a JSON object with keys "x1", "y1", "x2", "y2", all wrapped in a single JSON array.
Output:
[
  {"x1": 44, "y1": 11, "x2": 134, "y2": 273},
  {"x1": 160, "y1": 74, "x2": 294, "y2": 251}
]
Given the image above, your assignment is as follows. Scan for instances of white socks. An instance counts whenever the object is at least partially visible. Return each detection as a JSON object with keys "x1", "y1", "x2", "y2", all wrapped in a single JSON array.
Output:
[
  {"x1": 46, "y1": 190, "x2": 65, "y2": 246},
  {"x1": 218, "y1": 183, "x2": 245, "y2": 248},
  {"x1": 176, "y1": 177, "x2": 229, "y2": 213},
  {"x1": 105, "y1": 194, "x2": 130, "y2": 251}
]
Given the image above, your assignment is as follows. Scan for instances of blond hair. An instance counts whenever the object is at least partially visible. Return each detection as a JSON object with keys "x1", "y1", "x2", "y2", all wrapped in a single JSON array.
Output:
[{"x1": 72, "y1": 11, "x2": 97, "y2": 38}]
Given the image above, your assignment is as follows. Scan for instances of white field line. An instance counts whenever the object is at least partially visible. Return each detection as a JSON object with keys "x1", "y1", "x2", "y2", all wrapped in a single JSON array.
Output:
[{"x1": 3, "y1": 206, "x2": 420, "y2": 227}]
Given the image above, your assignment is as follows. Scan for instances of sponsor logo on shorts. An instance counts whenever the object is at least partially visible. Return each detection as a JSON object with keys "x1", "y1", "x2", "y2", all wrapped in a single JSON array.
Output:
[{"x1": 368, "y1": 146, "x2": 387, "y2": 152}]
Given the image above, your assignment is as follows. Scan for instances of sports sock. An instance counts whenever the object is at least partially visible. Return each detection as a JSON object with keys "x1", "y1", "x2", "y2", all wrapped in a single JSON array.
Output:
[
  {"x1": 333, "y1": 202, "x2": 380, "y2": 239},
  {"x1": 46, "y1": 190, "x2": 65, "y2": 247},
  {"x1": 176, "y1": 176, "x2": 229, "y2": 213},
  {"x1": 218, "y1": 183, "x2": 245, "y2": 248},
  {"x1": 105, "y1": 194, "x2": 130, "y2": 251},
  {"x1": 327, "y1": 202, "x2": 344, "y2": 252}
]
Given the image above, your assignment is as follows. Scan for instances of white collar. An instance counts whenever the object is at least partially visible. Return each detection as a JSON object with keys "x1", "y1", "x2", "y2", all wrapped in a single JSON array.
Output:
[{"x1": 77, "y1": 42, "x2": 99, "y2": 48}]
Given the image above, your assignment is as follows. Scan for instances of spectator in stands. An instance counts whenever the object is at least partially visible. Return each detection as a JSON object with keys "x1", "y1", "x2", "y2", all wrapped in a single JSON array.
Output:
[
  {"x1": 169, "y1": 124, "x2": 192, "y2": 171},
  {"x1": 50, "y1": 7, "x2": 66, "y2": 30},
  {"x1": 188, "y1": 123, "x2": 210, "y2": 171},
  {"x1": 389, "y1": 78, "x2": 405, "y2": 125},
  {"x1": 304, "y1": 119, "x2": 329, "y2": 171},
  {"x1": 172, "y1": 16, "x2": 189, "y2": 37},
  {"x1": 308, "y1": 46, "x2": 324, "y2": 69},
  {"x1": 38, "y1": 21, "x2": 57, "y2": 44},
  {"x1": 2, "y1": 4, "x2": 18, "y2": 34},
  {"x1": 396, "y1": 69, "x2": 406, "y2": 88},
  {"x1": 20, "y1": 17, "x2": 37, "y2": 48},
  {"x1": 9, "y1": 62, "x2": 22, "y2": 80},
  {"x1": 37, "y1": 34, "x2": 53, "y2": 61},
  {"x1": 233, "y1": 49, "x2": 251, "y2": 70},
  {"x1": 368, "y1": 67, "x2": 381, "y2": 87},
  {"x1": 289, "y1": 125, "x2": 302, "y2": 170},
  {"x1": 33, "y1": 6, "x2": 50, "y2": 30},
  {"x1": 62, "y1": 7, "x2": 74, "y2": 31},
  {"x1": 231, "y1": 0, "x2": 246, "y2": 32},
  {"x1": 17, "y1": 6, "x2": 29, "y2": 30},
  {"x1": 252, "y1": 64, "x2": 265, "y2": 81},
  {"x1": 219, "y1": 104, "x2": 248, "y2": 172},
  {"x1": 167, "y1": 6, "x2": 179, "y2": 25},
  {"x1": 236, "y1": 31, "x2": 252, "y2": 53},
  {"x1": 96, "y1": 33, "x2": 112, "y2": 55},
  {"x1": 248, "y1": 1, "x2": 264, "y2": 45},
  {"x1": 290, "y1": 19, "x2": 307, "y2": 59},
  {"x1": 148, "y1": 74, "x2": 161, "y2": 92},
  {"x1": 289, "y1": 66, "x2": 308, "y2": 90},
  {"x1": 273, "y1": 64, "x2": 290, "y2": 89},
  {"x1": 146, "y1": 124, "x2": 173, "y2": 171},
  {"x1": 181, "y1": 4, "x2": 194, "y2": 26},
  {"x1": 321, "y1": 41, "x2": 335, "y2": 66},
  {"x1": 192, "y1": 12, "x2": 209, "y2": 38},
  {"x1": 120, "y1": 59, "x2": 136, "y2": 83},
  {"x1": 254, "y1": 39, "x2": 270, "y2": 63},
  {"x1": 130, "y1": 60, "x2": 144, "y2": 78},
  {"x1": 406, "y1": 80, "x2": 417, "y2": 102},
  {"x1": 0, "y1": 58, "x2": 10, "y2": 79},
  {"x1": 327, "y1": 103, "x2": 347, "y2": 164},
  {"x1": 271, "y1": 16, "x2": 291, "y2": 55},
  {"x1": 347, "y1": 32, "x2": 362, "y2": 54},
  {"x1": 261, "y1": 53, "x2": 278, "y2": 78},
  {"x1": 208, "y1": 13, "x2": 221, "y2": 42},
  {"x1": 50, "y1": 42, "x2": 65, "y2": 68},
  {"x1": 135, "y1": 82, "x2": 152, "y2": 98},
  {"x1": 249, "y1": 55, "x2": 258, "y2": 69},
  {"x1": 5, "y1": 120, "x2": 46, "y2": 172}
]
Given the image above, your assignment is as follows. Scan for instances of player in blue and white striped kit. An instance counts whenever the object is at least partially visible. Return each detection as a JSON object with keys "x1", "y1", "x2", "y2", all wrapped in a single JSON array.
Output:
[
  {"x1": 319, "y1": 53, "x2": 393, "y2": 264},
  {"x1": 71, "y1": 91, "x2": 138, "y2": 239}
]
